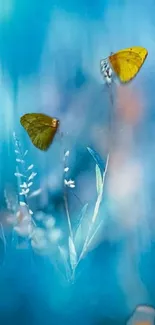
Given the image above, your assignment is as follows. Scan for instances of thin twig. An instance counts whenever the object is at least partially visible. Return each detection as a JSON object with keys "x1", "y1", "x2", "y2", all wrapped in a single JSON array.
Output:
[
  {"x1": 107, "y1": 82, "x2": 116, "y2": 157},
  {"x1": 70, "y1": 189, "x2": 83, "y2": 207},
  {"x1": 63, "y1": 190, "x2": 73, "y2": 240}
]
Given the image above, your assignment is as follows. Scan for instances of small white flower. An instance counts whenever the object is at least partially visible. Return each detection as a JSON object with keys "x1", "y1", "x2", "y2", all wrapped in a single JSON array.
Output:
[
  {"x1": 68, "y1": 179, "x2": 74, "y2": 184},
  {"x1": 19, "y1": 201, "x2": 27, "y2": 206},
  {"x1": 64, "y1": 179, "x2": 75, "y2": 188},
  {"x1": 44, "y1": 217, "x2": 55, "y2": 228},
  {"x1": 32, "y1": 228, "x2": 45, "y2": 240},
  {"x1": 64, "y1": 150, "x2": 70, "y2": 157},
  {"x1": 19, "y1": 188, "x2": 30, "y2": 195},
  {"x1": 48, "y1": 228, "x2": 62, "y2": 242},
  {"x1": 64, "y1": 167, "x2": 69, "y2": 172}
]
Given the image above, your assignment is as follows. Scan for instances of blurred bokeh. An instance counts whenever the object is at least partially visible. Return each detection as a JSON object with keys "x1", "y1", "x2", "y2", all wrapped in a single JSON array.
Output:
[{"x1": 0, "y1": 0, "x2": 155, "y2": 324}]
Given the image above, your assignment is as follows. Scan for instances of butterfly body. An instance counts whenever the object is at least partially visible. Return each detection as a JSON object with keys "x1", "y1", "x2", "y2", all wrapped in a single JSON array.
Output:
[
  {"x1": 100, "y1": 59, "x2": 113, "y2": 84},
  {"x1": 100, "y1": 46, "x2": 148, "y2": 83},
  {"x1": 20, "y1": 113, "x2": 59, "y2": 151}
]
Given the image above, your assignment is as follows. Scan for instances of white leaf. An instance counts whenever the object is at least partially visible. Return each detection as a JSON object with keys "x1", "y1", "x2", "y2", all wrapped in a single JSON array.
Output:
[
  {"x1": 64, "y1": 179, "x2": 75, "y2": 187},
  {"x1": 19, "y1": 188, "x2": 29, "y2": 195},
  {"x1": 29, "y1": 188, "x2": 42, "y2": 198},
  {"x1": 19, "y1": 192, "x2": 25, "y2": 196},
  {"x1": 19, "y1": 201, "x2": 27, "y2": 206},
  {"x1": 24, "y1": 150, "x2": 28, "y2": 157},
  {"x1": 77, "y1": 203, "x2": 88, "y2": 228},
  {"x1": 16, "y1": 159, "x2": 24, "y2": 163},
  {"x1": 27, "y1": 164, "x2": 34, "y2": 171},
  {"x1": 95, "y1": 164, "x2": 103, "y2": 195},
  {"x1": 86, "y1": 220, "x2": 103, "y2": 253},
  {"x1": 74, "y1": 224, "x2": 82, "y2": 253},
  {"x1": 64, "y1": 150, "x2": 69, "y2": 157},
  {"x1": 64, "y1": 167, "x2": 69, "y2": 172},
  {"x1": 74, "y1": 203, "x2": 88, "y2": 252},
  {"x1": 28, "y1": 172, "x2": 37, "y2": 181},
  {"x1": 28, "y1": 182, "x2": 33, "y2": 187},
  {"x1": 68, "y1": 237, "x2": 77, "y2": 270},
  {"x1": 91, "y1": 155, "x2": 109, "y2": 224},
  {"x1": 69, "y1": 184, "x2": 75, "y2": 188},
  {"x1": 29, "y1": 209, "x2": 33, "y2": 215},
  {"x1": 20, "y1": 182, "x2": 27, "y2": 188},
  {"x1": 14, "y1": 172, "x2": 24, "y2": 177}
]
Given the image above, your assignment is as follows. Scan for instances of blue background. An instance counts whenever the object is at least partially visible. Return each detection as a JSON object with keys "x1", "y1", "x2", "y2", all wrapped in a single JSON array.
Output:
[{"x1": 0, "y1": 0, "x2": 155, "y2": 324}]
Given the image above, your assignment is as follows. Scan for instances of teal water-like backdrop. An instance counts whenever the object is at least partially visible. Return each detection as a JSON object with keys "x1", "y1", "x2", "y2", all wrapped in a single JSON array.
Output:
[{"x1": 0, "y1": 0, "x2": 155, "y2": 324}]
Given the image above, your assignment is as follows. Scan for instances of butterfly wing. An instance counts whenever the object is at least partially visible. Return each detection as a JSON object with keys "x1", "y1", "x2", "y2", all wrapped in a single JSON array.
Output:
[
  {"x1": 109, "y1": 46, "x2": 148, "y2": 83},
  {"x1": 20, "y1": 113, "x2": 59, "y2": 151},
  {"x1": 114, "y1": 46, "x2": 148, "y2": 61}
]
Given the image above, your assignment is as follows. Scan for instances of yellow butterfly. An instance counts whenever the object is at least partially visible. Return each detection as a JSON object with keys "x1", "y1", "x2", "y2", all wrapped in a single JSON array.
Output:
[
  {"x1": 107, "y1": 46, "x2": 148, "y2": 83},
  {"x1": 20, "y1": 113, "x2": 59, "y2": 151}
]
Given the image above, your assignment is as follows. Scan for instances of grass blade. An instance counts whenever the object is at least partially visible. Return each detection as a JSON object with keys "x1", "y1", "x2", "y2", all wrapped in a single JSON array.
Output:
[
  {"x1": 96, "y1": 164, "x2": 103, "y2": 195},
  {"x1": 68, "y1": 236, "x2": 77, "y2": 270},
  {"x1": 87, "y1": 147, "x2": 104, "y2": 172}
]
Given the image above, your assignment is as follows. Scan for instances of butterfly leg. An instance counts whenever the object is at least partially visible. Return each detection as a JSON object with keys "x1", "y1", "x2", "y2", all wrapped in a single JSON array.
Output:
[{"x1": 100, "y1": 59, "x2": 113, "y2": 84}]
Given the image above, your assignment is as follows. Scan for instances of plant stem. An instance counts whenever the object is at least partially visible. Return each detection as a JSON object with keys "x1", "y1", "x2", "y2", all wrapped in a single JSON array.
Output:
[
  {"x1": 14, "y1": 133, "x2": 36, "y2": 228},
  {"x1": 63, "y1": 189, "x2": 73, "y2": 240}
]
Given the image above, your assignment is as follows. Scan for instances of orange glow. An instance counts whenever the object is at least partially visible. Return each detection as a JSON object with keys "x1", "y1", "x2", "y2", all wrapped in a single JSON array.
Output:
[{"x1": 116, "y1": 85, "x2": 144, "y2": 125}]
